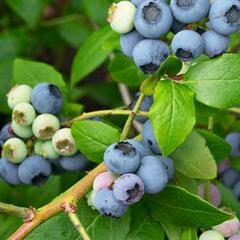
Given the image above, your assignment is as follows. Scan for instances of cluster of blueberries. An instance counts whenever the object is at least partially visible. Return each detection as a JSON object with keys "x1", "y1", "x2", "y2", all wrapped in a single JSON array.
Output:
[
  {"x1": 108, "y1": 0, "x2": 240, "y2": 74},
  {"x1": 88, "y1": 115, "x2": 175, "y2": 217},
  {"x1": 0, "y1": 83, "x2": 89, "y2": 186},
  {"x1": 217, "y1": 133, "x2": 240, "y2": 201}
]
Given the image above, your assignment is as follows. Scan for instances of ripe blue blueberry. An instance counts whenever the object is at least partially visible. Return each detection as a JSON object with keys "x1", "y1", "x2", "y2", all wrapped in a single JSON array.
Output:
[
  {"x1": 142, "y1": 120, "x2": 161, "y2": 154},
  {"x1": 120, "y1": 30, "x2": 144, "y2": 58},
  {"x1": 126, "y1": 139, "x2": 153, "y2": 157},
  {"x1": 202, "y1": 30, "x2": 230, "y2": 58},
  {"x1": 136, "y1": 155, "x2": 168, "y2": 194},
  {"x1": 59, "y1": 153, "x2": 89, "y2": 171},
  {"x1": 18, "y1": 155, "x2": 52, "y2": 186},
  {"x1": 31, "y1": 83, "x2": 63, "y2": 115},
  {"x1": 225, "y1": 133, "x2": 240, "y2": 157},
  {"x1": 113, "y1": 173, "x2": 144, "y2": 205},
  {"x1": 133, "y1": 39, "x2": 170, "y2": 74},
  {"x1": 134, "y1": 0, "x2": 173, "y2": 38},
  {"x1": 171, "y1": 30, "x2": 203, "y2": 61},
  {"x1": 170, "y1": 0, "x2": 210, "y2": 24},
  {"x1": 233, "y1": 181, "x2": 240, "y2": 200},
  {"x1": 104, "y1": 141, "x2": 141, "y2": 174},
  {"x1": 209, "y1": 0, "x2": 240, "y2": 35},
  {"x1": 0, "y1": 123, "x2": 15, "y2": 146},
  {"x1": 157, "y1": 156, "x2": 175, "y2": 180},
  {"x1": 0, "y1": 158, "x2": 21, "y2": 185},
  {"x1": 221, "y1": 168, "x2": 239, "y2": 188},
  {"x1": 131, "y1": 0, "x2": 145, "y2": 7},
  {"x1": 129, "y1": 92, "x2": 153, "y2": 123},
  {"x1": 94, "y1": 188, "x2": 128, "y2": 217}
]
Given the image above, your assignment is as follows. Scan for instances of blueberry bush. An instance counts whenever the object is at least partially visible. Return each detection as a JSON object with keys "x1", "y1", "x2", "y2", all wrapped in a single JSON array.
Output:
[{"x1": 0, "y1": 0, "x2": 240, "y2": 239}]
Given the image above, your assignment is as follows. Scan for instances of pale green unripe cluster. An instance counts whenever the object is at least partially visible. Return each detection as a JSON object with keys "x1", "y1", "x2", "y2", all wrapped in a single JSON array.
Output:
[
  {"x1": 199, "y1": 230, "x2": 224, "y2": 240},
  {"x1": 52, "y1": 128, "x2": 77, "y2": 156},
  {"x1": 34, "y1": 140, "x2": 59, "y2": 160},
  {"x1": 2, "y1": 138, "x2": 28, "y2": 163},
  {"x1": 108, "y1": 1, "x2": 136, "y2": 34},
  {"x1": 12, "y1": 121, "x2": 33, "y2": 139}
]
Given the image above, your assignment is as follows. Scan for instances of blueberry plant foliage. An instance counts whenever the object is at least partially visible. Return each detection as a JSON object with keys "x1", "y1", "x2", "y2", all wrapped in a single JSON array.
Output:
[{"x1": 0, "y1": 0, "x2": 240, "y2": 240}]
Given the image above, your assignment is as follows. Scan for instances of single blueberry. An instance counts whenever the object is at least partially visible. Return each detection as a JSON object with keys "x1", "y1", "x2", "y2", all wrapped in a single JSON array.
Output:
[
  {"x1": 129, "y1": 92, "x2": 153, "y2": 123},
  {"x1": 209, "y1": 0, "x2": 240, "y2": 35},
  {"x1": 120, "y1": 30, "x2": 144, "y2": 58},
  {"x1": 0, "y1": 123, "x2": 15, "y2": 146},
  {"x1": 93, "y1": 188, "x2": 128, "y2": 218},
  {"x1": 0, "y1": 158, "x2": 21, "y2": 185},
  {"x1": 113, "y1": 173, "x2": 144, "y2": 205},
  {"x1": 31, "y1": 83, "x2": 63, "y2": 115},
  {"x1": 136, "y1": 155, "x2": 168, "y2": 194},
  {"x1": 59, "y1": 153, "x2": 89, "y2": 171},
  {"x1": 93, "y1": 172, "x2": 115, "y2": 192},
  {"x1": 134, "y1": 0, "x2": 173, "y2": 38},
  {"x1": 126, "y1": 139, "x2": 153, "y2": 157},
  {"x1": 202, "y1": 30, "x2": 230, "y2": 58},
  {"x1": 104, "y1": 141, "x2": 141, "y2": 174},
  {"x1": 221, "y1": 168, "x2": 239, "y2": 188},
  {"x1": 225, "y1": 132, "x2": 240, "y2": 157},
  {"x1": 18, "y1": 155, "x2": 52, "y2": 186},
  {"x1": 170, "y1": 0, "x2": 210, "y2": 23},
  {"x1": 171, "y1": 30, "x2": 203, "y2": 61},
  {"x1": 233, "y1": 181, "x2": 240, "y2": 200},
  {"x1": 156, "y1": 156, "x2": 175, "y2": 180},
  {"x1": 142, "y1": 120, "x2": 161, "y2": 155},
  {"x1": 133, "y1": 39, "x2": 170, "y2": 74}
]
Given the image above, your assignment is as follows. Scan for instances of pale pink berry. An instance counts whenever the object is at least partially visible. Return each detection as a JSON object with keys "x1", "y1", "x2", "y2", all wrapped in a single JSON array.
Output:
[
  {"x1": 198, "y1": 183, "x2": 221, "y2": 207},
  {"x1": 229, "y1": 234, "x2": 240, "y2": 240},
  {"x1": 93, "y1": 172, "x2": 115, "y2": 192},
  {"x1": 213, "y1": 217, "x2": 240, "y2": 238}
]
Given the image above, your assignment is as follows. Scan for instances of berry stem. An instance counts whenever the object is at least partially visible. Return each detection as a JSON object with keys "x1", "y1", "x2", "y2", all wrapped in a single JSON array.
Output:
[
  {"x1": 208, "y1": 116, "x2": 214, "y2": 132},
  {"x1": 121, "y1": 92, "x2": 145, "y2": 140},
  {"x1": 63, "y1": 109, "x2": 149, "y2": 127},
  {"x1": 68, "y1": 212, "x2": 91, "y2": 240},
  {"x1": 9, "y1": 89, "x2": 145, "y2": 240},
  {"x1": 229, "y1": 107, "x2": 240, "y2": 114},
  {"x1": 0, "y1": 202, "x2": 35, "y2": 221}
]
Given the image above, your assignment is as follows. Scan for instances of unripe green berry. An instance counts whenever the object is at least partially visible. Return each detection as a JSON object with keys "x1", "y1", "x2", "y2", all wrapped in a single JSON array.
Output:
[
  {"x1": 12, "y1": 121, "x2": 33, "y2": 139},
  {"x1": 199, "y1": 230, "x2": 224, "y2": 240},
  {"x1": 107, "y1": 1, "x2": 136, "y2": 34},
  {"x1": 32, "y1": 114, "x2": 60, "y2": 140},
  {"x1": 52, "y1": 128, "x2": 77, "y2": 156},
  {"x1": 7, "y1": 85, "x2": 32, "y2": 109},
  {"x1": 34, "y1": 140, "x2": 44, "y2": 155},
  {"x1": 2, "y1": 138, "x2": 28, "y2": 163},
  {"x1": 41, "y1": 141, "x2": 59, "y2": 160},
  {"x1": 12, "y1": 103, "x2": 36, "y2": 126}
]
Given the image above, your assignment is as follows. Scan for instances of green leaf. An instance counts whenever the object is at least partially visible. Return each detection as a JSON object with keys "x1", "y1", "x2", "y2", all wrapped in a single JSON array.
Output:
[
  {"x1": 68, "y1": 103, "x2": 84, "y2": 118},
  {"x1": 150, "y1": 80, "x2": 196, "y2": 156},
  {"x1": 71, "y1": 120, "x2": 120, "y2": 163},
  {"x1": 58, "y1": 16, "x2": 92, "y2": 48},
  {"x1": 184, "y1": 54, "x2": 240, "y2": 109},
  {"x1": 171, "y1": 131, "x2": 217, "y2": 179},
  {"x1": 157, "y1": 56, "x2": 182, "y2": 77},
  {"x1": 181, "y1": 228, "x2": 198, "y2": 240},
  {"x1": 147, "y1": 186, "x2": 232, "y2": 228},
  {"x1": 12, "y1": 59, "x2": 68, "y2": 115},
  {"x1": 161, "y1": 222, "x2": 183, "y2": 240},
  {"x1": 140, "y1": 77, "x2": 158, "y2": 95},
  {"x1": 174, "y1": 172, "x2": 198, "y2": 194},
  {"x1": 127, "y1": 203, "x2": 165, "y2": 240},
  {"x1": 71, "y1": 26, "x2": 118, "y2": 85},
  {"x1": 109, "y1": 54, "x2": 145, "y2": 86},
  {"x1": 198, "y1": 129, "x2": 231, "y2": 161},
  {"x1": 5, "y1": 0, "x2": 48, "y2": 28}
]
